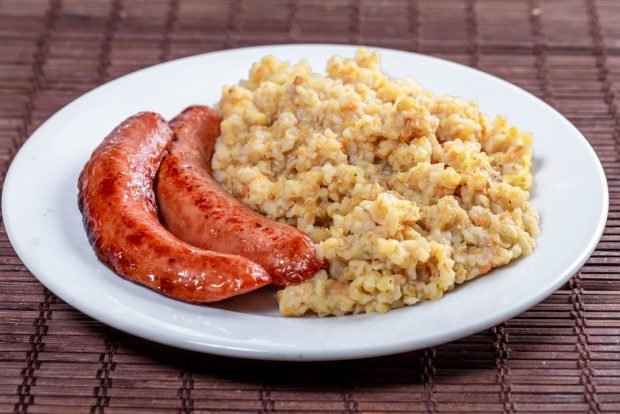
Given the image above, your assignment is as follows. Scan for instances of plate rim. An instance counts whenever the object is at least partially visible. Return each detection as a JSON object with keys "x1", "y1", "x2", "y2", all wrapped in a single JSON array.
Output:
[{"x1": 2, "y1": 43, "x2": 609, "y2": 361}]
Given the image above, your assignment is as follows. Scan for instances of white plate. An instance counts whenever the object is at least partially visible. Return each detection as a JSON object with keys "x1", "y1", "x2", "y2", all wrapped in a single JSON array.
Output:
[{"x1": 3, "y1": 45, "x2": 608, "y2": 361}]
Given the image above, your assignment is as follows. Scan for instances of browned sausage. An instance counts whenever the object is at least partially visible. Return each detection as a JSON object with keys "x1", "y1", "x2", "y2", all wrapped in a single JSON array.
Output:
[
  {"x1": 78, "y1": 112, "x2": 271, "y2": 302},
  {"x1": 156, "y1": 106, "x2": 323, "y2": 286}
]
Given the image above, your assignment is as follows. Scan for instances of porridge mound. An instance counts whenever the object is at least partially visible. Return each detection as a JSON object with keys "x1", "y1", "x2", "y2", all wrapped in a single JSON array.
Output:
[{"x1": 212, "y1": 49, "x2": 540, "y2": 316}]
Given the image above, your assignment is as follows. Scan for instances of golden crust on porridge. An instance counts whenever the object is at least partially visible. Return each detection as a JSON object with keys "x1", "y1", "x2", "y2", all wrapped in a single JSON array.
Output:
[{"x1": 212, "y1": 49, "x2": 540, "y2": 317}]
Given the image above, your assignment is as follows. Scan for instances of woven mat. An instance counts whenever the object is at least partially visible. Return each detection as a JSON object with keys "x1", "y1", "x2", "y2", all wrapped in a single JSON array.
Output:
[{"x1": 1, "y1": 0, "x2": 619, "y2": 413}]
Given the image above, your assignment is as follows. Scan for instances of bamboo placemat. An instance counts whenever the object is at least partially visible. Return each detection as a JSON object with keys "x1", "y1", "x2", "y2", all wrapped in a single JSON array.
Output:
[{"x1": 1, "y1": 0, "x2": 619, "y2": 413}]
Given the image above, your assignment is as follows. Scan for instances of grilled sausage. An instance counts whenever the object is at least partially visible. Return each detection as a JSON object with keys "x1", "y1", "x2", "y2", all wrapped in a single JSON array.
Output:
[
  {"x1": 78, "y1": 112, "x2": 271, "y2": 302},
  {"x1": 156, "y1": 106, "x2": 323, "y2": 286}
]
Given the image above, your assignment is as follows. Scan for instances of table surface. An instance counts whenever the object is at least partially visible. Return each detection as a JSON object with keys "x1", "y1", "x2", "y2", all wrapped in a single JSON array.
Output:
[{"x1": 1, "y1": 0, "x2": 619, "y2": 413}]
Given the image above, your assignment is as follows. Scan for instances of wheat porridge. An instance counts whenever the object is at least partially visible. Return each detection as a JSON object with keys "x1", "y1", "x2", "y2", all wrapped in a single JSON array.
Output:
[{"x1": 212, "y1": 49, "x2": 540, "y2": 316}]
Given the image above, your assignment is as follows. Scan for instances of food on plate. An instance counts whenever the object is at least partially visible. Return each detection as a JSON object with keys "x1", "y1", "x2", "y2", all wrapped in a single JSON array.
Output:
[
  {"x1": 77, "y1": 112, "x2": 271, "y2": 302},
  {"x1": 78, "y1": 48, "x2": 540, "y2": 316},
  {"x1": 156, "y1": 106, "x2": 323, "y2": 286},
  {"x1": 212, "y1": 48, "x2": 540, "y2": 316}
]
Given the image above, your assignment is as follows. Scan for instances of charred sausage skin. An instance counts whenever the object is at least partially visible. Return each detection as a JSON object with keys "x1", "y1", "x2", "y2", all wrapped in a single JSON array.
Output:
[
  {"x1": 78, "y1": 112, "x2": 271, "y2": 302},
  {"x1": 156, "y1": 106, "x2": 323, "y2": 286}
]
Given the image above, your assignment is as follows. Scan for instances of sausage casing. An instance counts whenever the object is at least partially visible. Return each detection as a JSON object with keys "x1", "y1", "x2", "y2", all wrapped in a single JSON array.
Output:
[
  {"x1": 78, "y1": 112, "x2": 271, "y2": 302},
  {"x1": 156, "y1": 106, "x2": 323, "y2": 286}
]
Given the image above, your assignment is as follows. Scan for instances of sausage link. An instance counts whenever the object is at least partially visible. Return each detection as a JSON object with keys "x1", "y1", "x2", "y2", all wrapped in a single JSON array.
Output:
[
  {"x1": 156, "y1": 106, "x2": 323, "y2": 286},
  {"x1": 78, "y1": 112, "x2": 271, "y2": 302}
]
